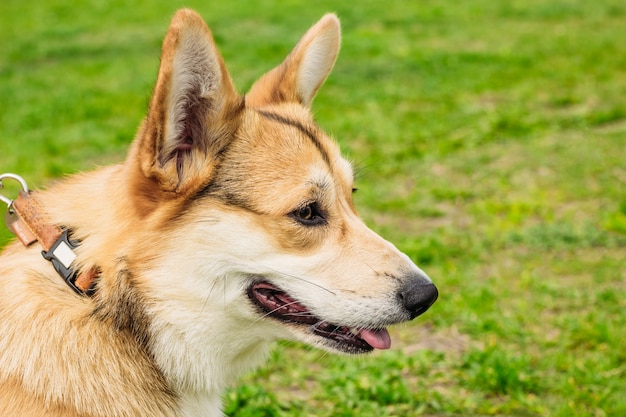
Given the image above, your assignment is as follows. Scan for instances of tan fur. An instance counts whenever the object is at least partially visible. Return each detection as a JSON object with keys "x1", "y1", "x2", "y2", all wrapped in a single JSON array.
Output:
[{"x1": 0, "y1": 9, "x2": 436, "y2": 417}]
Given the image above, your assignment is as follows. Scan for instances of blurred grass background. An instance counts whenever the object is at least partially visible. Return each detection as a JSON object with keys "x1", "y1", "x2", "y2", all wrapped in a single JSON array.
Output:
[{"x1": 1, "y1": 0, "x2": 625, "y2": 416}]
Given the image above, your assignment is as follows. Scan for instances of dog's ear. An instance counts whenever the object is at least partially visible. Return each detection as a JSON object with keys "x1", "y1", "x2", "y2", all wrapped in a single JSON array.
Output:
[
  {"x1": 247, "y1": 14, "x2": 340, "y2": 108},
  {"x1": 130, "y1": 9, "x2": 243, "y2": 195}
]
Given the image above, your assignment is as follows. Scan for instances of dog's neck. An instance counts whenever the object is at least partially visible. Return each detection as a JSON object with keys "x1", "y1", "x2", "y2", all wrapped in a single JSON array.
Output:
[
  {"x1": 148, "y1": 304, "x2": 273, "y2": 396},
  {"x1": 10, "y1": 166, "x2": 275, "y2": 415}
]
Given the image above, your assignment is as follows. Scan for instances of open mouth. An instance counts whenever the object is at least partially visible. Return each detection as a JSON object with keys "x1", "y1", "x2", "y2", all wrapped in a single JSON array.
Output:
[{"x1": 247, "y1": 281, "x2": 392, "y2": 353}]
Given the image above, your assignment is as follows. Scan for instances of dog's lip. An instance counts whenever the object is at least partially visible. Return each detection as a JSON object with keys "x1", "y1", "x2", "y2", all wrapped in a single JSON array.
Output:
[{"x1": 247, "y1": 281, "x2": 391, "y2": 353}]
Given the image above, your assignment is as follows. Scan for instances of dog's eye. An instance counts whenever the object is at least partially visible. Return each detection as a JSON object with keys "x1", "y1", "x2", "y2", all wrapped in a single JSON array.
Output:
[{"x1": 291, "y1": 202, "x2": 325, "y2": 226}]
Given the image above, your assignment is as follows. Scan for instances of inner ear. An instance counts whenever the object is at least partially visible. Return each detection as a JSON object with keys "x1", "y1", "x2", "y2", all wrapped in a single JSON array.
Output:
[{"x1": 161, "y1": 97, "x2": 211, "y2": 176}]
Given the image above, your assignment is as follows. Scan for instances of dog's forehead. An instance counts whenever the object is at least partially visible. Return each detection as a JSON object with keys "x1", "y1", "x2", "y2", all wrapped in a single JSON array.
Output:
[
  {"x1": 214, "y1": 105, "x2": 353, "y2": 214},
  {"x1": 241, "y1": 105, "x2": 345, "y2": 170}
]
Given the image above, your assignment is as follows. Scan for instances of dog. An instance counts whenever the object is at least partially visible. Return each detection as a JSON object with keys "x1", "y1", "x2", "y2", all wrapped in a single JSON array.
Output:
[{"x1": 0, "y1": 9, "x2": 437, "y2": 417}]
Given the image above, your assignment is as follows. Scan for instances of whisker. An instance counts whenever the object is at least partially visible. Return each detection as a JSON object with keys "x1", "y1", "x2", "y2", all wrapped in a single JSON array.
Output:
[
  {"x1": 249, "y1": 299, "x2": 315, "y2": 325},
  {"x1": 223, "y1": 253, "x2": 336, "y2": 296},
  {"x1": 288, "y1": 311, "x2": 316, "y2": 317},
  {"x1": 201, "y1": 274, "x2": 223, "y2": 313},
  {"x1": 263, "y1": 300, "x2": 304, "y2": 317},
  {"x1": 252, "y1": 263, "x2": 335, "y2": 295},
  {"x1": 310, "y1": 320, "x2": 327, "y2": 331},
  {"x1": 197, "y1": 254, "x2": 337, "y2": 325}
]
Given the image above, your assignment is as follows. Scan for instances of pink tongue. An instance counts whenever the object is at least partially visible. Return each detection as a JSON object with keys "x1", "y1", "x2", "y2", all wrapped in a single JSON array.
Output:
[{"x1": 358, "y1": 328, "x2": 391, "y2": 350}]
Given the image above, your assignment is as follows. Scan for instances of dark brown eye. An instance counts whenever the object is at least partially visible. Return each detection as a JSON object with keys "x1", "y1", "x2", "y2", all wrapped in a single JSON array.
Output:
[
  {"x1": 298, "y1": 205, "x2": 313, "y2": 220},
  {"x1": 291, "y1": 202, "x2": 325, "y2": 226}
]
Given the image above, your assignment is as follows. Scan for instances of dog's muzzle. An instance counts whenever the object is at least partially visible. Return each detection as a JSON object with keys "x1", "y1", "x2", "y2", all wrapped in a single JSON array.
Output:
[{"x1": 397, "y1": 273, "x2": 438, "y2": 320}]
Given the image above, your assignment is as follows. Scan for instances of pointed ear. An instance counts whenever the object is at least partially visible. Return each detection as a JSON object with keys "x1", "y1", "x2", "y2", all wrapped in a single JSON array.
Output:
[
  {"x1": 131, "y1": 9, "x2": 243, "y2": 195},
  {"x1": 246, "y1": 14, "x2": 340, "y2": 108}
]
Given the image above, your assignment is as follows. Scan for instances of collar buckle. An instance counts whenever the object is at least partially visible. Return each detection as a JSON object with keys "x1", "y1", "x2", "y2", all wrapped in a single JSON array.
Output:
[{"x1": 41, "y1": 229, "x2": 82, "y2": 295}]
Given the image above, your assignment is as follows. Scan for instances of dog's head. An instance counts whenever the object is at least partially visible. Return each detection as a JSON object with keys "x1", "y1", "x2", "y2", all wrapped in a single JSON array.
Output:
[{"x1": 124, "y1": 10, "x2": 437, "y2": 357}]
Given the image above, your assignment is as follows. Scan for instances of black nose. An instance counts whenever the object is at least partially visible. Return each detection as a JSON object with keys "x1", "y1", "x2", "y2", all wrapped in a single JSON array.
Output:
[{"x1": 398, "y1": 276, "x2": 438, "y2": 319}]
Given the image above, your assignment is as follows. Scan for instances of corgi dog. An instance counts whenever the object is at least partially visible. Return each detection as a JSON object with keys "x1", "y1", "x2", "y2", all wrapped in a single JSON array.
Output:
[{"x1": 0, "y1": 9, "x2": 437, "y2": 417}]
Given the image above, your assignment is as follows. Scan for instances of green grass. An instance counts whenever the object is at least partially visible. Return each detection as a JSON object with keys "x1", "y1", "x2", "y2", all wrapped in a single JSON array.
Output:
[{"x1": 1, "y1": 0, "x2": 625, "y2": 416}]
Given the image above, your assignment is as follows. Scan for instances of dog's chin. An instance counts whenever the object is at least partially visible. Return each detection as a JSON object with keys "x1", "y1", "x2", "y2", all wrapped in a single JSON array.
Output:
[{"x1": 247, "y1": 281, "x2": 393, "y2": 354}]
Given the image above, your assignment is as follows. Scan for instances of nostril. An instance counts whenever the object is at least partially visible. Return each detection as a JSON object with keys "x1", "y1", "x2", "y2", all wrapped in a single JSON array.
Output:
[{"x1": 398, "y1": 279, "x2": 438, "y2": 320}]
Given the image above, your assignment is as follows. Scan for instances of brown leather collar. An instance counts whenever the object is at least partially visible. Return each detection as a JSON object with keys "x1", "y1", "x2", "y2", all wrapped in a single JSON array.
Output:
[{"x1": 9, "y1": 191, "x2": 98, "y2": 296}]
